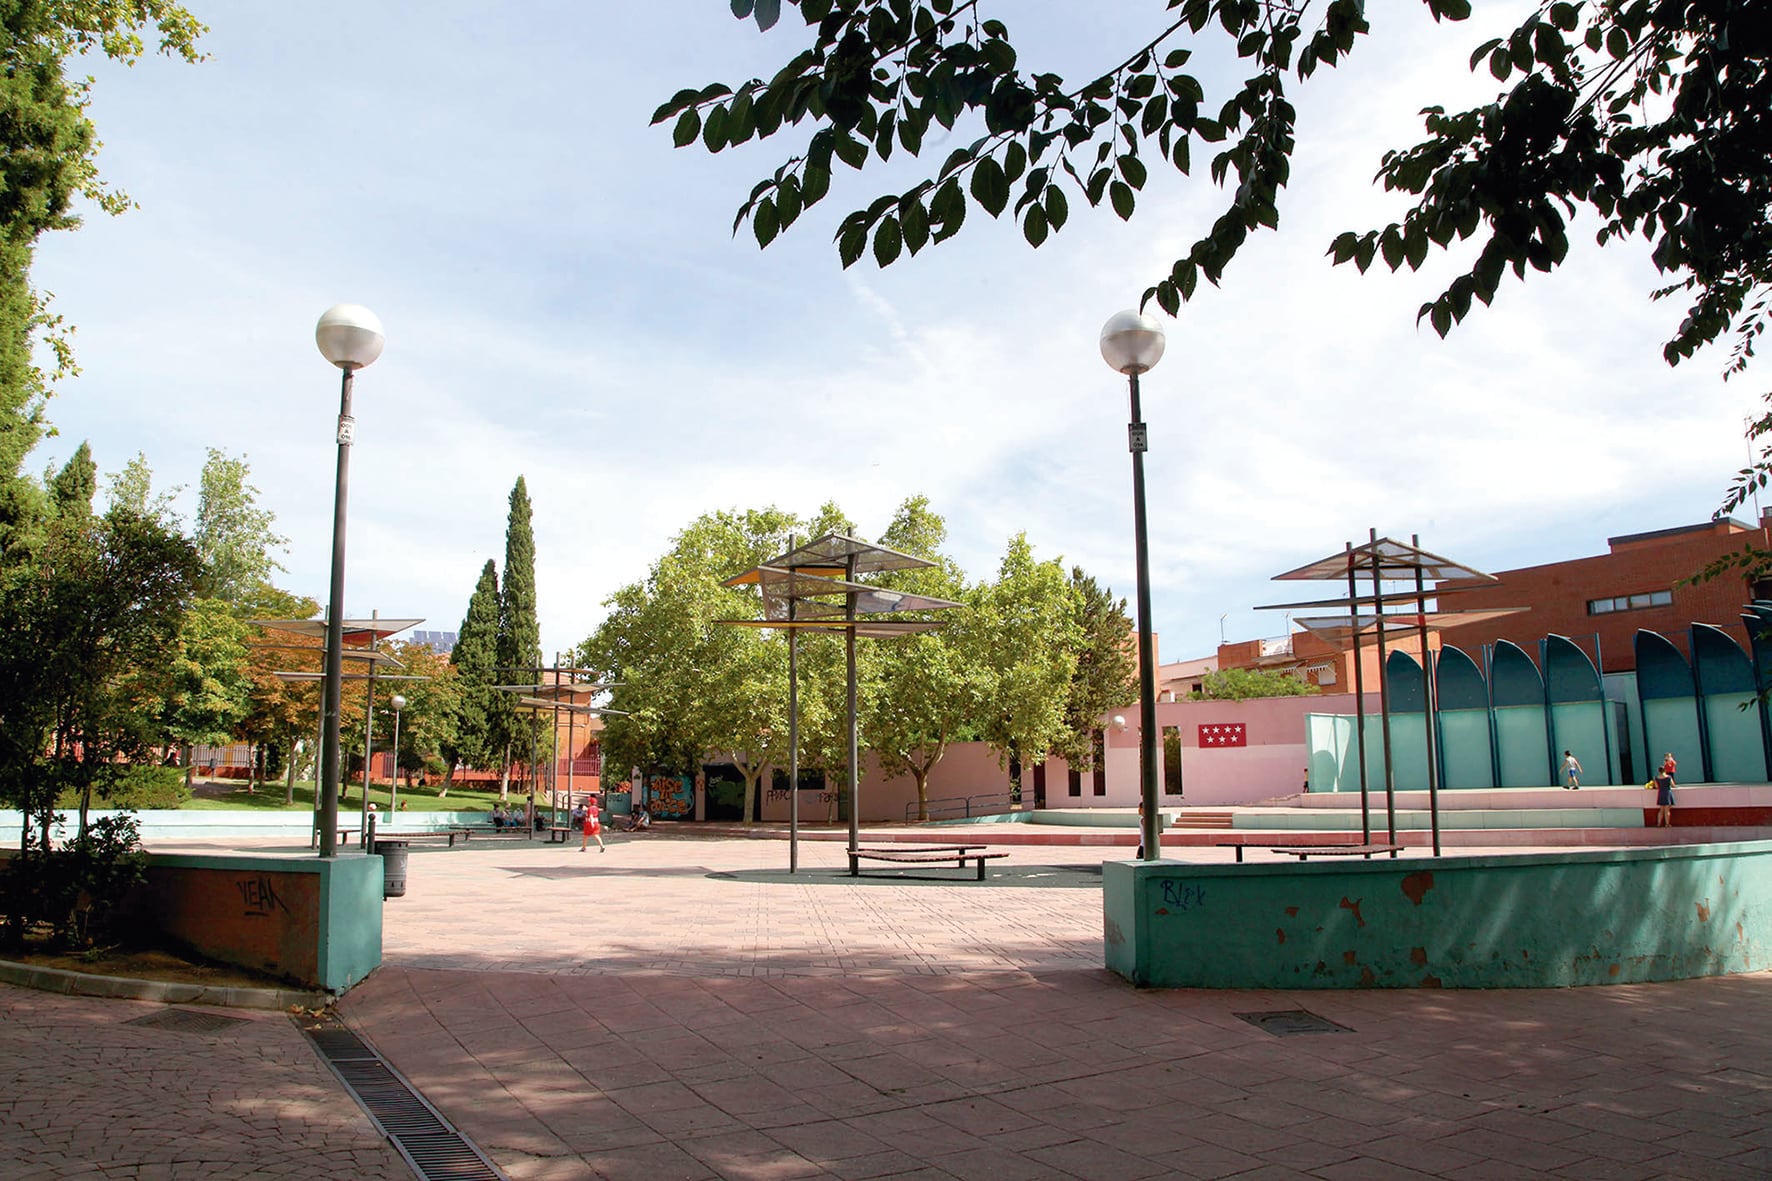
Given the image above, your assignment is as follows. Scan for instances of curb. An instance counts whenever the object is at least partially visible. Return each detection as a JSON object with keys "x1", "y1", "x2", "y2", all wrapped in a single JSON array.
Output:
[{"x1": 0, "y1": 958, "x2": 330, "y2": 1011}]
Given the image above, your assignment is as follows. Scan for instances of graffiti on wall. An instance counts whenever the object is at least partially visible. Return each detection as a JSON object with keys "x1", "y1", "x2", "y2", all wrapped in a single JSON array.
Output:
[
  {"x1": 237, "y1": 874, "x2": 291, "y2": 918},
  {"x1": 648, "y1": 775, "x2": 693, "y2": 818}
]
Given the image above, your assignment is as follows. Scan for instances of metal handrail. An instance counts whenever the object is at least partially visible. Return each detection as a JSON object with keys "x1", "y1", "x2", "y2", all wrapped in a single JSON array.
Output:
[{"x1": 905, "y1": 792, "x2": 1016, "y2": 822}]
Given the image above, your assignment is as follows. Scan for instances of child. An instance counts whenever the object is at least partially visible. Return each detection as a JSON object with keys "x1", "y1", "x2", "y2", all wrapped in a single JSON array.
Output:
[{"x1": 580, "y1": 793, "x2": 605, "y2": 852}]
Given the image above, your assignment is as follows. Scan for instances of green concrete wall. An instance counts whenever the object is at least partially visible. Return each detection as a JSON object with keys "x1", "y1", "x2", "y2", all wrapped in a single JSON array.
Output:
[
  {"x1": 129, "y1": 852, "x2": 383, "y2": 994},
  {"x1": 1494, "y1": 706, "x2": 1550, "y2": 787},
  {"x1": 1102, "y1": 841, "x2": 1772, "y2": 989},
  {"x1": 1704, "y1": 692, "x2": 1765, "y2": 782}
]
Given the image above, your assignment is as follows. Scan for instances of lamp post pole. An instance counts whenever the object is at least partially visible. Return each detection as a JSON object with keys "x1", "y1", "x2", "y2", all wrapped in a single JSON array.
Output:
[
  {"x1": 1101, "y1": 311, "x2": 1168, "y2": 862},
  {"x1": 314, "y1": 304, "x2": 385, "y2": 858},
  {"x1": 389, "y1": 694, "x2": 406, "y2": 815}
]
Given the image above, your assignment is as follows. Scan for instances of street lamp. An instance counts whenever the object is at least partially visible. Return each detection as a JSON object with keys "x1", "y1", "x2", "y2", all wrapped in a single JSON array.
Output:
[
  {"x1": 315, "y1": 303, "x2": 384, "y2": 858},
  {"x1": 388, "y1": 694, "x2": 407, "y2": 814},
  {"x1": 1100, "y1": 309, "x2": 1166, "y2": 861}
]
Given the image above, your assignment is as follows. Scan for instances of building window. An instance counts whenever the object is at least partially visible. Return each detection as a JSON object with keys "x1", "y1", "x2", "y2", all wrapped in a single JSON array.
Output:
[
  {"x1": 1587, "y1": 589, "x2": 1671, "y2": 615},
  {"x1": 1091, "y1": 730, "x2": 1106, "y2": 796},
  {"x1": 1161, "y1": 726, "x2": 1183, "y2": 794},
  {"x1": 1067, "y1": 766, "x2": 1081, "y2": 797}
]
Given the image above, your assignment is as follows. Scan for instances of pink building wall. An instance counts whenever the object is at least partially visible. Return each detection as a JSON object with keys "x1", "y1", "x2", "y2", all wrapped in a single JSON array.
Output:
[{"x1": 738, "y1": 692, "x2": 1377, "y2": 822}]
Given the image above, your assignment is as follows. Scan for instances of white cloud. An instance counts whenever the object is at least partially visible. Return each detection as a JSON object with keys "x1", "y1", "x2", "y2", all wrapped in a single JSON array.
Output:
[{"x1": 26, "y1": 1, "x2": 1763, "y2": 667}]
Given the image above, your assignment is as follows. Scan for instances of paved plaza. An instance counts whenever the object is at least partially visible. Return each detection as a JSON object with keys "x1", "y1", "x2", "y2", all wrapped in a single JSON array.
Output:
[{"x1": 2, "y1": 832, "x2": 1769, "y2": 1179}]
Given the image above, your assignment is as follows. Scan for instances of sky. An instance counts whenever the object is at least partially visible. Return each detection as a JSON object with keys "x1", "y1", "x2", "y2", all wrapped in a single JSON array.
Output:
[{"x1": 27, "y1": 1, "x2": 1761, "y2": 666}]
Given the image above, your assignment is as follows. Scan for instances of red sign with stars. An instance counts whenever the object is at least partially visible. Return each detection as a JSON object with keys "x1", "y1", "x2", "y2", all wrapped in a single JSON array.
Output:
[{"x1": 1199, "y1": 723, "x2": 1247, "y2": 747}]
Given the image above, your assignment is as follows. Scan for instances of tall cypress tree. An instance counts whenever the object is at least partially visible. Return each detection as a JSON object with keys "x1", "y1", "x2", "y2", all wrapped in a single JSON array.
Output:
[
  {"x1": 495, "y1": 477, "x2": 541, "y2": 795},
  {"x1": 444, "y1": 559, "x2": 500, "y2": 794}
]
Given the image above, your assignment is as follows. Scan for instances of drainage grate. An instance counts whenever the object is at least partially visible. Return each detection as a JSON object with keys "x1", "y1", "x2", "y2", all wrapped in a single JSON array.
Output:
[
  {"x1": 124, "y1": 1008, "x2": 250, "y2": 1035},
  {"x1": 299, "y1": 1018, "x2": 506, "y2": 1181},
  {"x1": 1235, "y1": 1009, "x2": 1353, "y2": 1036}
]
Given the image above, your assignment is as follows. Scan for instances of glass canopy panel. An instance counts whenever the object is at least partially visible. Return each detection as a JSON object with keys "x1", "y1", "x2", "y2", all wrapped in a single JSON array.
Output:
[
  {"x1": 720, "y1": 618, "x2": 945, "y2": 637},
  {"x1": 252, "y1": 617, "x2": 424, "y2": 645},
  {"x1": 765, "y1": 533, "x2": 934, "y2": 575},
  {"x1": 1271, "y1": 538, "x2": 1494, "y2": 583}
]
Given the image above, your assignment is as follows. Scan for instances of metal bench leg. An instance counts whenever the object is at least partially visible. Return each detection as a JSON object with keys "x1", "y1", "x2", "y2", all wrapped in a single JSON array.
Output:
[
  {"x1": 1234, "y1": 847, "x2": 1244, "y2": 863},
  {"x1": 975, "y1": 857, "x2": 986, "y2": 881},
  {"x1": 848, "y1": 854, "x2": 859, "y2": 876}
]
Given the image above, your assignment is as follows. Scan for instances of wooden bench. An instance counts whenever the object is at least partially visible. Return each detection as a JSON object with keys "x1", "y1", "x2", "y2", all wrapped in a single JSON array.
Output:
[
  {"x1": 310, "y1": 825, "x2": 361, "y2": 849},
  {"x1": 545, "y1": 825, "x2": 574, "y2": 843},
  {"x1": 372, "y1": 828, "x2": 474, "y2": 847},
  {"x1": 1268, "y1": 843, "x2": 1404, "y2": 861},
  {"x1": 847, "y1": 845, "x2": 1008, "y2": 881}
]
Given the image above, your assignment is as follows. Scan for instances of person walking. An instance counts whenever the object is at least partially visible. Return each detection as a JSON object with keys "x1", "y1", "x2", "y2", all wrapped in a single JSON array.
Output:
[
  {"x1": 580, "y1": 792, "x2": 605, "y2": 852},
  {"x1": 1562, "y1": 750, "x2": 1582, "y2": 789}
]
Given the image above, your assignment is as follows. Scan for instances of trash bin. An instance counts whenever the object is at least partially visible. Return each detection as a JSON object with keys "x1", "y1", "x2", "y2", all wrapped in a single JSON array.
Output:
[{"x1": 373, "y1": 839, "x2": 409, "y2": 899}]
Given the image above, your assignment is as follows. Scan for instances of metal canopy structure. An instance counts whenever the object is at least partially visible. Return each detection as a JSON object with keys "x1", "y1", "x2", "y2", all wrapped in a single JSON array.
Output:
[
  {"x1": 494, "y1": 665, "x2": 621, "y2": 831},
  {"x1": 1260, "y1": 533, "x2": 1522, "y2": 856},
  {"x1": 256, "y1": 613, "x2": 420, "y2": 846},
  {"x1": 722, "y1": 533, "x2": 962, "y2": 871}
]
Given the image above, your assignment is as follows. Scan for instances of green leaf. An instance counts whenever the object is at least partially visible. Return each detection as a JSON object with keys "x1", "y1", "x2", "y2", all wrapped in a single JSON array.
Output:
[
  {"x1": 753, "y1": 0, "x2": 780, "y2": 30},
  {"x1": 873, "y1": 217, "x2": 903, "y2": 266},
  {"x1": 838, "y1": 224, "x2": 867, "y2": 268},
  {"x1": 753, "y1": 197, "x2": 780, "y2": 248},
  {"x1": 1118, "y1": 154, "x2": 1147, "y2": 190},
  {"x1": 672, "y1": 109, "x2": 702, "y2": 148},
  {"x1": 1606, "y1": 26, "x2": 1629, "y2": 60},
  {"x1": 970, "y1": 156, "x2": 1010, "y2": 217},
  {"x1": 801, "y1": 165, "x2": 831, "y2": 206},
  {"x1": 651, "y1": 88, "x2": 703, "y2": 125},
  {"x1": 1043, "y1": 185, "x2": 1068, "y2": 230},
  {"x1": 1488, "y1": 46, "x2": 1511, "y2": 81},
  {"x1": 702, "y1": 105, "x2": 729, "y2": 151},
  {"x1": 930, "y1": 177, "x2": 967, "y2": 242},
  {"x1": 902, "y1": 200, "x2": 930, "y2": 254},
  {"x1": 1110, "y1": 180, "x2": 1134, "y2": 220},
  {"x1": 1023, "y1": 204, "x2": 1049, "y2": 247},
  {"x1": 832, "y1": 131, "x2": 869, "y2": 169}
]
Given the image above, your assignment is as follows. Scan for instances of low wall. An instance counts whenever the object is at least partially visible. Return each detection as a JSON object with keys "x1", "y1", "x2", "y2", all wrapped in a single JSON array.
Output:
[
  {"x1": 1102, "y1": 840, "x2": 1772, "y2": 989},
  {"x1": 118, "y1": 852, "x2": 383, "y2": 993}
]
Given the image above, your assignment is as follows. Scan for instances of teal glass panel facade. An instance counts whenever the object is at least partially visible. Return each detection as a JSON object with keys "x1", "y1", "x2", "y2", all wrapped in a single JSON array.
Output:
[
  {"x1": 1636, "y1": 630, "x2": 1703, "y2": 783},
  {"x1": 1543, "y1": 636, "x2": 1613, "y2": 785},
  {"x1": 1490, "y1": 642, "x2": 1550, "y2": 787},
  {"x1": 1436, "y1": 646, "x2": 1493, "y2": 788},
  {"x1": 1691, "y1": 624, "x2": 1766, "y2": 781}
]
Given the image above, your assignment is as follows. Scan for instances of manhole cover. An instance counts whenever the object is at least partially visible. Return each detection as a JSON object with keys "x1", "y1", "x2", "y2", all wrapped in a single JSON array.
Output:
[
  {"x1": 125, "y1": 1008, "x2": 251, "y2": 1035},
  {"x1": 1234, "y1": 1009, "x2": 1352, "y2": 1036}
]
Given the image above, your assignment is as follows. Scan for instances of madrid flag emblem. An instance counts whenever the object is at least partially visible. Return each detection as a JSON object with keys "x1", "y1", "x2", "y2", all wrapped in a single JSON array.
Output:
[{"x1": 1198, "y1": 722, "x2": 1247, "y2": 747}]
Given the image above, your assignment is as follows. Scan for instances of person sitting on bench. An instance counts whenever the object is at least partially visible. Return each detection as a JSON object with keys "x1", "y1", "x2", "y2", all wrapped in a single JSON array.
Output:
[{"x1": 623, "y1": 804, "x2": 651, "y2": 833}]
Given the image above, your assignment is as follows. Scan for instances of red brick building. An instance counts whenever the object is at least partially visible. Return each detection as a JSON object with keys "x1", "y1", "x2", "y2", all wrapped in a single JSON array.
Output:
[{"x1": 1433, "y1": 515, "x2": 1772, "y2": 673}]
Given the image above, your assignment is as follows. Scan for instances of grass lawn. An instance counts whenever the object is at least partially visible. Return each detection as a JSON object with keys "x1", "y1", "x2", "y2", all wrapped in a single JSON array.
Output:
[{"x1": 180, "y1": 779, "x2": 548, "y2": 815}]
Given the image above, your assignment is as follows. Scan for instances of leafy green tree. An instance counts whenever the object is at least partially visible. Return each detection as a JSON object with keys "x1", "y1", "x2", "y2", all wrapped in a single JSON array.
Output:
[
  {"x1": 0, "y1": 504, "x2": 199, "y2": 844},
  {"x1": 156, "y1": 595, "x2": 250, "y2": 758},
  {"x1": 0, "y1": 1, "x2": 204, "y2": 551},
  {"x1": 47, "y1": 441, "x2": 96, "y2": 519},
  {"x1": 382, "y1": 641, "x2": 459, "y2": 791},
  {"x1": 1192, "y1": 667, "x2": 1321, "y2": 700},
  {"x1": 236, "y1": 586, "x2": 320, "y2": 801},
  {"x1": 443, "y1": 559, "x2": 500, "y2": 794},
  {"x1": 495, "y1": 477, "x2": 541, "y2": 797},
  {"x1": 582, "y1": 507, "x2": 804, "y2": 822},
  {"x1": 863, "y1": 496, "x2": 979, "y2": 820},
  {"x1": 104, "y1": 451, "x2": 180, "y2": 526},
  {"x1": 958, "y1": 532, "x2": 1080, "y2": 803},
  {"x1": 192, "y1": 448, "x2": 286, "y2": 606},
  {"x1": 1050, "y1": 568, "x2": 1137, "y2": 780}
]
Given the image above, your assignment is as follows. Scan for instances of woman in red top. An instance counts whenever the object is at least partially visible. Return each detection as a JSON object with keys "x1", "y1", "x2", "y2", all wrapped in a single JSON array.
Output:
[
  {"x1": 1661, "y1": 752, "x2": 1678, "y2": 780},
  {"x1": 579, "y1": 793, "x2": 605, "y2": 853}
]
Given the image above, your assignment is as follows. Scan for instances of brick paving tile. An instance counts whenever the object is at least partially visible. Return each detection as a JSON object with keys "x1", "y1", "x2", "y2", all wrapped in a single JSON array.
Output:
[{"x1": 10, "y1": 834, "x2": 1769, "y2": 1180}]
